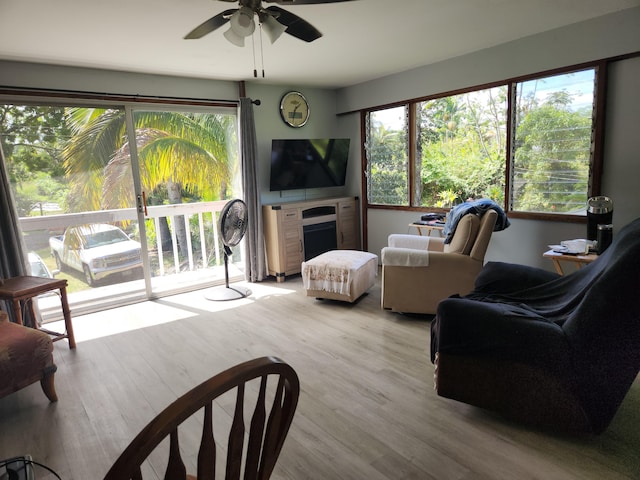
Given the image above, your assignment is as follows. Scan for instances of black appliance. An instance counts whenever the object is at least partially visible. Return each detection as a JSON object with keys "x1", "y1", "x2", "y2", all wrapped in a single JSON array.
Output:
[
  {"x1": 303, "y1": 221, "x2": 337, "y2": 261},
  {"x1": 586, "y1": 196, "x2": 613, "y2": 241},
  {"x1": 269, "y1": 138, "x2": 350, "y2": 191},
  {"x1": 596, "y1": 224, "x2": 613, "y2": 254}
]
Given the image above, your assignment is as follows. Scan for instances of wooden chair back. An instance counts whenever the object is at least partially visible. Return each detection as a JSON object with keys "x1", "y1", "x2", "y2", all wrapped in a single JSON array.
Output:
[{"x1": 103, "y1": 356, "x2": 300, "y2": 480}]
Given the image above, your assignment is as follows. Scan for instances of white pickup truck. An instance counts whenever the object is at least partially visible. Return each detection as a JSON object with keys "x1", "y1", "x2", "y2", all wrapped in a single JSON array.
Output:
[{"x1": 49, "y1": 224, "x2": 142, "y2": 286}]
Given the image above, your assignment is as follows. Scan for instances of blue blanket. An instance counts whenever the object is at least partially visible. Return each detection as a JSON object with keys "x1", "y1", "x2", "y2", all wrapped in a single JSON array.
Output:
[{"x1": 443, "y1": 199, "x2": 510, "y2": 244}]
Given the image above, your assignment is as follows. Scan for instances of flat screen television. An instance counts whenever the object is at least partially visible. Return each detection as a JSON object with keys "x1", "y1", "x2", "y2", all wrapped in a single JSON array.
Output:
[{"x1": 269, "y1": 138, "x2": 350, "y2": 191}]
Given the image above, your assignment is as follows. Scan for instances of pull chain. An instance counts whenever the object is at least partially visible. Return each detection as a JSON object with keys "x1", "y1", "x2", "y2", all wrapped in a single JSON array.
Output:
[
  {"x1": 259, "y1": 24, "x2": 265, "y2": 77},
  {"x1": 252, "y1": 30, "x2": 258, "y2": 78}
]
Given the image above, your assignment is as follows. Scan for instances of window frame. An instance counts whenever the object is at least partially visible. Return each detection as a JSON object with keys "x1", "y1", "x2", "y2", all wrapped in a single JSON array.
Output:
[{"x1": 362, "y1": 60, "x2": 608, "y2": 222}]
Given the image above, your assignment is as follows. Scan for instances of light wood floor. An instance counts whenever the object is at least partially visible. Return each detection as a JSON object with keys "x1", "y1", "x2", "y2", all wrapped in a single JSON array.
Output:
[{"x1": 1, "y1": 274, "x2": 639, "y2": 479}]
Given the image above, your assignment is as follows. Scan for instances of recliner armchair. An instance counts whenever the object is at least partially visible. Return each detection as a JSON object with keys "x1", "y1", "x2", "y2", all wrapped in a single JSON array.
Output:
[
  {"x1": 430, "y1": 217, "x2": 640, "y2": 434},
  {"x1": 381, "y1": 210, "x2": 498, "y2": 314}
]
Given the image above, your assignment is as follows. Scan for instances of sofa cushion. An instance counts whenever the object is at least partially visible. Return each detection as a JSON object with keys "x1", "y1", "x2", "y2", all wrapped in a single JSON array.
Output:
[{"x1": 444, "y1": 214, "x2": 480, "y2": 255}]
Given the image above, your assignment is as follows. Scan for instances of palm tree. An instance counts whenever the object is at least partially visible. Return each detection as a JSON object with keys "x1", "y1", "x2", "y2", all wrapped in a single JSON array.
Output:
[{"x1": 63, "y1": 107, "x2": 237, "y2": 257}]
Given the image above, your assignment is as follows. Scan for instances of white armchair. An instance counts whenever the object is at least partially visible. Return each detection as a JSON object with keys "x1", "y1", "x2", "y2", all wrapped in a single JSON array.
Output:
[{"x1": 381, "y1": 210, "x2": 498, "y2": 314}]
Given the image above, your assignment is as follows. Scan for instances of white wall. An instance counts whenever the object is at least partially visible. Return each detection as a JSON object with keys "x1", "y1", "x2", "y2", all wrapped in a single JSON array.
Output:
[
  {"x1": 243, "y1": 83, "x2": 355, "y2": 207},
  {"x1": 334, "y1": 8, "x2": 640, "y2": 270},
  {"x1": 0, "y1": 61, "x2": 238, "y2": 100},
  {"x1": 336, "y1": 7, "x2": 640, "y2": 113},
  {"x1": 601, "y1": 56, "x2": 640, "y2": 231}
]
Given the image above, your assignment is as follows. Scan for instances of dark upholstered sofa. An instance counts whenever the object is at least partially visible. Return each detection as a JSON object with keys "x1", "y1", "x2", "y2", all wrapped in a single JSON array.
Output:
[{"x1": 431, "y1": 217, "x2": 640, "y2": 434}]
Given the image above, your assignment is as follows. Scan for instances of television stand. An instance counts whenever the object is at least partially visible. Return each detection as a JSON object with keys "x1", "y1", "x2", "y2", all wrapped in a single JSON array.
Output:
[{"x1": 263, "y1": 196, "x2": 360, "y2": 282}]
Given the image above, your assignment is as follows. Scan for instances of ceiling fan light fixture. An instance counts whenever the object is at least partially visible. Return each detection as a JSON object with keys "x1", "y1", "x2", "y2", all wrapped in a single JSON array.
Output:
[
  {"x1": 262, "y1": 15, "x2": 287, "y2": 44},
  {"x1": 230, "y1": 6, "x2": 255, "y2": 37},
  {"x1": 223, "y1": 27, "x2": 245, "y2": 47}
]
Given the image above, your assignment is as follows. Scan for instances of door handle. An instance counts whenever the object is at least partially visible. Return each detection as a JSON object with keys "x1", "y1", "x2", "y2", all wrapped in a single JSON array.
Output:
[{"x1": 137, "y1": 192, "x2": 149, "y2": 216}]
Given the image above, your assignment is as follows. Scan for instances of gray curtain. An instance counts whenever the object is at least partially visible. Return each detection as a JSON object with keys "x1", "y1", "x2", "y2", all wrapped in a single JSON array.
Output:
[
  {"x1": 239, "y1": 97, "x2": 267, "y2": 282},
  {"x1": 1, "y1": 145, "x2": 28, "y2": 320}
]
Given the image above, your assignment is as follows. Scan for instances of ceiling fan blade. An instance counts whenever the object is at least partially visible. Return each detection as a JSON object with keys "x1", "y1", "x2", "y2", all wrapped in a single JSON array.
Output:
[
  {"x1": 266, "y1": 6, "x2": 322, "y2": 42},
  {"x1": 264, "y1": 0, "x2": 357, "y2": 4},
  {"x1": 184, "y1": 9, "x2": 237, "y2": 39}
]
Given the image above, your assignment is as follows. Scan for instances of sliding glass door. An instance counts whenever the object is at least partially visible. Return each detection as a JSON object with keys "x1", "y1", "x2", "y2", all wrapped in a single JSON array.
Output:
[{"x1": 0, "y1": 99, "x2": 240, "y2": 318}]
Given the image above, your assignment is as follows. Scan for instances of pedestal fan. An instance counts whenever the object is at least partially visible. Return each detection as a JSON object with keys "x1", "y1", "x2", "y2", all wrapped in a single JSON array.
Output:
[{"x1": 204, "y1": 199, "x2": 252, "y2": 301}]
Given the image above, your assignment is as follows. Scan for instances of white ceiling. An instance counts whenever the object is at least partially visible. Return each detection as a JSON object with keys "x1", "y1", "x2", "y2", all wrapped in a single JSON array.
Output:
[{"x1": 1, "y1": 0, "x2": 639, "y2": 89}]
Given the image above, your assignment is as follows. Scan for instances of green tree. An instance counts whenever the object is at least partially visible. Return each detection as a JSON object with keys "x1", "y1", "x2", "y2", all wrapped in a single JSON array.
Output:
[
  {"x1": 63, "y1": 108, "x2": 236, "y2": 255},
  {"x1": 417, "y1": 88, "x2": 506, "y2": 207},
  {"x1": 513, "y1": 92, "x2": 591, "y2": 213},
  {"x1": 0, "y1": 105, "x2": 69, "y2": 215},
  {"x1": 367, "y1": 115, "x2": 408, "y2": 205}
]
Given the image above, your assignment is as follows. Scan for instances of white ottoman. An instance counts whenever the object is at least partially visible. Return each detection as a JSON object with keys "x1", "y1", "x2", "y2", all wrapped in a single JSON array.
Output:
[{"x1": 302, "y1": 250, "x2": 378, "y2": 303}]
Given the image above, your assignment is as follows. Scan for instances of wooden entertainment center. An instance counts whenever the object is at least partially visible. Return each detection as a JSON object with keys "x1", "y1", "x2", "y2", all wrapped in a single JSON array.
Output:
[{"x1": 263, "y1": 196, "x2": 360, "y2": 282}]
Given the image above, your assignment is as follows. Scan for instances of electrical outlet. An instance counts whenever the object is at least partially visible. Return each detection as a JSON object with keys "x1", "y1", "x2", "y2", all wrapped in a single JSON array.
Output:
[{"x1": 0, "y1": 455, "x2": 35, "y2": 480}]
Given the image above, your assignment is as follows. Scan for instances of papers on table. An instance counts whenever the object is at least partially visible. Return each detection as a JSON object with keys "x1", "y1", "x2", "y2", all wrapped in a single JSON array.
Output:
[{"x1": 549, "y1": 239, "x2": 596, "y2": 255}]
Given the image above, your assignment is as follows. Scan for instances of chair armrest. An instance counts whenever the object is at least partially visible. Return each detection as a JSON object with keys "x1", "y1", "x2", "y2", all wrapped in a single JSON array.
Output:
[
  {"x1": 387, "y1": 234, "x2": 430, "y2": 250},
  {"x1": 431, "y1": 297, "x2": 569, "y2": 372},
  {"x1": 381, "y1": 247, "x2": 430, "y2": 266},
  {"x1": 387, "y1": 234, "x2": 445, "y2": 252},
  {"x1": 0, "y1": 311, "x2": 8, "y2": 323},
  {"x1": 473, "y1": 261, "x2": 560, "y2": 294},
  {"x1": 381, "y1": 248, "x2": 477, "y2": 268}
]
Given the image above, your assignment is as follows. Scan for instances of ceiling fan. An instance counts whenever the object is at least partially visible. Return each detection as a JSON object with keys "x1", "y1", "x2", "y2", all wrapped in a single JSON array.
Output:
[{"x1": 184, "y1": 0, "x2": 356, "y2": 47}]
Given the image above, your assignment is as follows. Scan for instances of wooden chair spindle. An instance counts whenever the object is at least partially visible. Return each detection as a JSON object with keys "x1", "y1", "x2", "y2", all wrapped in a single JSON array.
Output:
[
  {"x1": 197, "y1": 402, "x2": 216, "y2": 480},
  {"x1": 245, "y1": 375, "x2": 268, "y2": 480},
  {"x1": 164, "y1": 429, "x2": 187, "y2": 480},
  {"x1": 225, "y1": 383, "x2": 245, "y2": 480}
]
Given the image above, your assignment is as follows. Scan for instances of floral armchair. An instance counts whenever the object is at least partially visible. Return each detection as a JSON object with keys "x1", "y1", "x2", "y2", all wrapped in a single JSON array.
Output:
[{"x1": 0, "y1": 310, "x2": 57, "y2": 402}]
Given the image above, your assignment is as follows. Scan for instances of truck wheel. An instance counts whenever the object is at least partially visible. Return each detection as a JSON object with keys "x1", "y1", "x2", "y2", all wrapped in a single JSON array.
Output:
[
  {"x1": 53, "y1": 253, "x2": 66, "y2": 272},
  {"x1": 83, "y1": 264, "x2": 96, "y2": 287}
]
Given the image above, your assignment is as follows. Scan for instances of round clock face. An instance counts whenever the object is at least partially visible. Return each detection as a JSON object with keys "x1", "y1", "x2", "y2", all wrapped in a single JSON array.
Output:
[{"x1": 280, "y1": 91, "x2": 309, "y2": 128}]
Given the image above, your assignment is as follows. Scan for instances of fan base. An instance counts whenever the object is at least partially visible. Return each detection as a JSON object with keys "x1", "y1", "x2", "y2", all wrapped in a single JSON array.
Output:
[{"x1": 204, "y1": 285, "x2": 252, "y2": 301}]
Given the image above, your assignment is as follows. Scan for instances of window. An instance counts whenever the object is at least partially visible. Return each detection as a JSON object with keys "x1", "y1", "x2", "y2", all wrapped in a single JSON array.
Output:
[
  {"x1": 511, "y1": 69, "x2": 595, "y2": 214},
  {"x1": 365, "y1": 66, "x2": 600, "y2": 217},
  {"x1": 416, "y1": 86, "x2": 507, "y2": 208},
  {"x1": 365, "y1": 106, "x2": 409, "y2": 206}
]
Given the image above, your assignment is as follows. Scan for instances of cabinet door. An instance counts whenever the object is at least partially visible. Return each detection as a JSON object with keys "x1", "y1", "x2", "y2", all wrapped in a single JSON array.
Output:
[
  {"x1": 281, "y1": 209, "x2": 303, "y2": 273},
  {"x1": 338, "y1": 200, "x2": 359, "y2": 250}
]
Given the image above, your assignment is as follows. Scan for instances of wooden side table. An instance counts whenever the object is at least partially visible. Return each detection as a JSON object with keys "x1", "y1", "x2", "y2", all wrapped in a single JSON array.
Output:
[
  {"x1": 543, "y1": 250, "x2": 598, "y2": 275},
  {"x1": 409, "y1": 223, "x2": 444, "y2": 237},
  {"x1": 0, "y1": 275, "x2": 76, "y2": 348}
]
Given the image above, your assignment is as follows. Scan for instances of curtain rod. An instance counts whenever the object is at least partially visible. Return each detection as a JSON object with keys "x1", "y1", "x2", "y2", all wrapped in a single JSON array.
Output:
[{"x1": 0, "y1": 85, "x2": 242, "y2": 107}]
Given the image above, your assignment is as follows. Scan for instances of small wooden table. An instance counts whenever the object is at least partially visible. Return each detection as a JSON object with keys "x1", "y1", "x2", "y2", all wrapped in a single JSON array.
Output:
[
  {"x1": 543, "y1": 250, "x2": 598, "y2": 275},
  {"x1": 0, "y1": 276, "x2": 76, "y2": 348},
  {"x1": 409, "y1": 223, "x2": 444, "y2": 237}
]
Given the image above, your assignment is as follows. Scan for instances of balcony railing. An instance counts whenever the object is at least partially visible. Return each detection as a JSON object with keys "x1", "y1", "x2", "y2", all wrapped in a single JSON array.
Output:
[{"x1": 19, "y1": 200, "x2": 242, "y2": 318}]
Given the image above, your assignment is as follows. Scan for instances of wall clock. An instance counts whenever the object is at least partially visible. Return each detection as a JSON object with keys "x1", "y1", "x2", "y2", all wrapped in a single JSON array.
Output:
[{"x1": 279, "y1": 91, "x2": 309, "y2": 128}]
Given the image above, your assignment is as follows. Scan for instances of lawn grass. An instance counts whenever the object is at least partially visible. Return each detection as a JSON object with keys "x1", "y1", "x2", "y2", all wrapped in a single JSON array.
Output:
[{"x1": 34, "y1": 246, "x2": 89, "y2": 294}]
